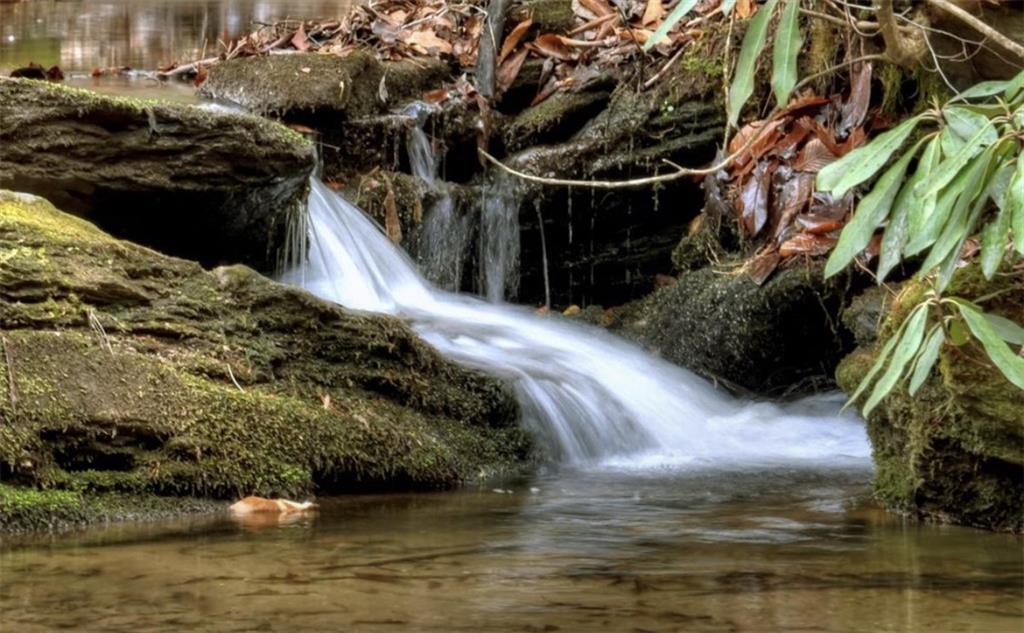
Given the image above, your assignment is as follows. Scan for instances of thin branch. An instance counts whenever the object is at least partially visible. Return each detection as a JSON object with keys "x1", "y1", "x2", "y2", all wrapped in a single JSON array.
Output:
[{"x1": 924, "y1": 0, "x2": 1024, "y2": 61}]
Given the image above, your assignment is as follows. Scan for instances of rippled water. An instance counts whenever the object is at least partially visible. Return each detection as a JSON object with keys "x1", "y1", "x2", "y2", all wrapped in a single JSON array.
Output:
[{"x1": 2, "y1": 468, "x2": 1021, "y2": 632}]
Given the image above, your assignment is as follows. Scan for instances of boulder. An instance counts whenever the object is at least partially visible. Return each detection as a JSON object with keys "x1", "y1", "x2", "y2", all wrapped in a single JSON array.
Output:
[
  {"x1": 0, "y1": 78, "x2": 316, "y2": 273},
  {"x1": 614, "y1": 261, "x2": 854, "y2": 396},
  {"x1": 836, "y1": 264, "x2": 1024, "y2": 532},
  {"x1": 0, "y1": 191, "x2": 529, "y2": 531}
]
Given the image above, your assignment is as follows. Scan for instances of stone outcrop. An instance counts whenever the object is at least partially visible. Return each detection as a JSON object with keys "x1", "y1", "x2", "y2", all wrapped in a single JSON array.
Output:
[
  {"x1": 0, "y1": 78, "x2": 316, "y2": 273},
  {"x1": 0, "y1": 191, "x2": 529, "y2": 531},
  {"x1": 836, "y1": 265, "x2": 1024, "y2": 532}
]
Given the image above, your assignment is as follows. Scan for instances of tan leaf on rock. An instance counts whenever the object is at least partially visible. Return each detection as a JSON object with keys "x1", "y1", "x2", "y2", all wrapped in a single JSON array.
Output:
[
  {"x1": 500, "y1": 18, "x2": 533, "y2": 63},
  {"x1": 291, "y1": 23, "x2": 310, "y2": 51},
  {"x1": 530, "y1": 34, "x2": 575, "y2": 61}
]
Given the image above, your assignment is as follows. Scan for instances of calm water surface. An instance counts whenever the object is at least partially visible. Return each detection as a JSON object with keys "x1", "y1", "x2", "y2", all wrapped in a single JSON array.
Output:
[
  {"x1": 2, "y1": 467, "x2": 1021, "y2": 632},
  {"x1": 1, "y1": 0, "x2": 354, "y2": 99}
]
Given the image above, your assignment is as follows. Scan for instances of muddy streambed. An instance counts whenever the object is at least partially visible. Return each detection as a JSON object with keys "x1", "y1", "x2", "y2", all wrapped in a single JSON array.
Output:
[{"x1": 2, "y1": 467, "x2": 1021, "y2": 632}]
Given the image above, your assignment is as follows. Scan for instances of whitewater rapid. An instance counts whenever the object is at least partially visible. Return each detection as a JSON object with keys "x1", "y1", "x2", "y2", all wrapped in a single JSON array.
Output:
[{"x1": 281, "y1": 179, "x2": 870, "y2": 468}]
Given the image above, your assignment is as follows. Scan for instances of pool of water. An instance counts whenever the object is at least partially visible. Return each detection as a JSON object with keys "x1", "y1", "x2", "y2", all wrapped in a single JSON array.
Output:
[
  {"x1": 0, "y1": 0, "x2": 353, "y2": 73},
  {"x1": 2, "y1": 466, "x2": 1021, "y2": 632}
]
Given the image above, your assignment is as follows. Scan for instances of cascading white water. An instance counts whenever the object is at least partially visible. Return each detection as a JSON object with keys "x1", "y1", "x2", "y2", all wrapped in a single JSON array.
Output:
[
  {"x1": 281, "y1": 180, "x2": 871, "y2": 467},
  {"x1": 407, "y1": 117, "x2": 472, "y2": 291},
  {"x1": 478, "y1": 172, "x2": 521, "y2": 302}
]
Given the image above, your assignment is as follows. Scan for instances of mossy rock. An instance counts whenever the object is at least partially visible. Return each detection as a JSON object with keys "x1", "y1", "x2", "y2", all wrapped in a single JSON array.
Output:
[
  {"x1": 0, "y1": 191, "x2": 531, "y2": 531},
  {"x1": 198, "y1": 52, "x2": 452, "y2": 118},
  {"x1": 0, "y1": 78, "x2": 315, "y2": 274},
  {"x1": 836, "y1": 264, "x2": 1024, "y2": 532},
  {"x1": 615, "y1": 261, "x2": 854, "y2": 396}
]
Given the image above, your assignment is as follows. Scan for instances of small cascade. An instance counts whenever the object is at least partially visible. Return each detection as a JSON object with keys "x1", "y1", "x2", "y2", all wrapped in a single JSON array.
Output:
[
  {"x1": 281, "y1": 180, "x2": 871, "y2": 467},
  {"x1": 478, "y1": 171, "x2": 521, "y2": 303},
  {"x1": 406, "y1": 108, "x2": 472, "y2": 291}
]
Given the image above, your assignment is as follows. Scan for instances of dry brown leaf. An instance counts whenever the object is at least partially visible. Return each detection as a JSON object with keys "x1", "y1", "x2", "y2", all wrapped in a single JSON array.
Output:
[
  {"x1": 497, "y1": 47, "x2": 530, "y2": 94},
  {"x1": 193, "y1": 64, "x2": 208, "y2": 87},
  {"x1": 779, "y1": 233, "x2": 837, "y2": 258},
  {"x1": 796, "y1": 214, "x2": 846, "y2": 234},
  {"x1": 530, "y1": 34, "x2": 575, "y2": 61},
  {"x1": 423, "y1": 88, "x2": 450, "y2": 104},
  {"x1": 792, "y1": 138, "x2": 838, "y2": 172},
  {"x1": 772, "y1": 172, "x2": 815, "y2": 243},
  {"x1": 839, "y1": 62, "x2": 872, "y2": 138},
  {"x1": 642, "y1": 0, "x2": 666, "y2": 26},
  {"x1": 407, "y1": 29, "x2": 453, "y2": 55},
  {"x1": 746, "y1": 247, "x2": 781, "y2": 285},
  {"x1": 500, "y1": 18, "x2": 533, "y2": 63},
  {"x1": 739, "y1": 162, "x2": 773, "y2": 237},
  {"x1": 735, "y1": 0, "x2": 756, "y2": 18},
  {"x1": 383, "y1": 179, "x2": 402, "y2": 243},
  {"x1": 579, "y1": 0, "x2": 615, "y2": 17},
  {"x1": 291, "y1": 23, "x2": 310, "y2": 51}
]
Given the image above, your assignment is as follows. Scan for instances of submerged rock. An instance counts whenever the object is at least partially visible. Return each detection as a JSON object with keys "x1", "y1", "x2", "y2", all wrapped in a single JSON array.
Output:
[
  {"x1": 0, "y1": 191, "x2": 529, "y2": 532},
  {"x1": 837, "y1": 265, "x2": 1024, "y2": 533},
  {"x1": 0, "y1": 78, "x2": 315, "y2": 273}
]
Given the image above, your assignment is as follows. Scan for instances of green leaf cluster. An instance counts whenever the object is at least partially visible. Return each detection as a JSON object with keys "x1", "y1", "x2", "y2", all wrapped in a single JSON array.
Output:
[{"x1": 817, "y1": 73, "x2": 1024, "y2": 412}]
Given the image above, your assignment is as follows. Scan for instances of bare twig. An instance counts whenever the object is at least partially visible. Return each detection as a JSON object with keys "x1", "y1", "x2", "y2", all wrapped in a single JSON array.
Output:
[
  {"x1": 227, "y1": 363, "x2": 245, "y2": 392},
  {"x1": 924, "y1": 0, "x2": 1024, "y2": 61}
]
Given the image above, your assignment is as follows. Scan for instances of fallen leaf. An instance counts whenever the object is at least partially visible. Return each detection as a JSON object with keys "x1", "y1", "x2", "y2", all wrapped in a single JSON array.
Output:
[
  {"x1": 287, "y1": 123, "x2": 317, "y2": 134},
  {"x1": 779, "y1": 233, "x2": 837, "y2": 258},
  {"x1": 642, "y1": 0, "x2": 666, "y2": 26},
  {"x1": 746, "y1": 247, "x2": 781, "y2": 285},
  {"x1": 735, "y1": 0, "x2": 756, "y2": 19},
  {"x1": 497, "y1": 47, "x2": 530, "y2": 94},
  {"x1": 796, "y1": 214, "x2": 846, "y2": 234},
  {"x1": 193, "y1": 64, "x2": 208, "y2": 87},
  {"x1": 530, "y1": 33, "x2": 575, "y2": 61},
  {"x1": 739, "y1": 161, "x2": 773, "y2": 237},
  {"x1": 499, "y1": 18, "x2": 533, "y2": 63},
  {"x1": 792, "y1": 137, "x2": 837, "y2": 172},
  {"x1": 321, "y1": 394, "x2": 332, "y2": 409},
  {"x1": 839, "y1": 62, "x2": 872, "y2": 138},
  {"x1": 292, "y1": 23, "x2": 310, "y2": 51},
  {"x1": 579, "y1": 0, "x2": 615, "y2": 17},
  {"x1": 383, "y1": 179, "x2": 402, "y2": 243},
  {"x1": 423, "y1": 88, "x2": 450, "y2": 104},
  {"x1": 772, "y1": 172, "x2": 815, "y2": 242},
  {"x1": 407, "y1": 29, "x2": 453, "y2": 55}
]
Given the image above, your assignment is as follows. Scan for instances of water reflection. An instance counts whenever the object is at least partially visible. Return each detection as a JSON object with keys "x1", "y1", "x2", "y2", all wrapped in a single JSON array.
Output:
[
  {"x1": 2, "y1": 467, "x2": 1021, "y2": 632},
  {"x1": 0, "y1": 0, "x2": 353, "y2": 73}
]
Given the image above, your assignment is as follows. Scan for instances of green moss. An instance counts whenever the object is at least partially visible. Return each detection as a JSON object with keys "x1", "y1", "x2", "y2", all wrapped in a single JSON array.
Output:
[
  {"x1": 0, "y1": 191, "x2": 531, "y2": 532},
  {"x1": 837, "y1": 265, "x2": 1024, "y2": 532},
  {"x1": 0, "y1": 484, "x2": 85, "y2": 531}
]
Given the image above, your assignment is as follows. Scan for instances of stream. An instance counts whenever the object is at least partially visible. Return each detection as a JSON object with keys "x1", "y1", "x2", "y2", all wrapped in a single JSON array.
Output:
[{"x1": 1, "y1": 2, "x2": 1022, "y2": 632}]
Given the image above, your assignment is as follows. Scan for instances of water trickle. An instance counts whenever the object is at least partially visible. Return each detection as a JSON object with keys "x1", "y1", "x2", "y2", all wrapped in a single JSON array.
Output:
[
  {"x1": 407, "y1": 110, "x2": 472, "y2": 291},
  {"x1": 282, "y1": 180, "x2": 870, "y2": 467},
  {"x1": 478, "y1": 171, "x2": 521, "y2": 303}
]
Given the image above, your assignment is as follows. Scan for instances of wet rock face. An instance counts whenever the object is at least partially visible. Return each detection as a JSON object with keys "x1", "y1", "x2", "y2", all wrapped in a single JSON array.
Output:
[
  {"x1": 0, "y1": 191, "x2": 528, "y2": 520},
  {"x1": 837, "y1": 265, "x2": 1024, "y2": 533},
  {"x1": 615, "y1": 263, "x2": 854, "y2": 396},
  {"x1": 0, "y1": 78, "x2": 316, "y2": 273}
]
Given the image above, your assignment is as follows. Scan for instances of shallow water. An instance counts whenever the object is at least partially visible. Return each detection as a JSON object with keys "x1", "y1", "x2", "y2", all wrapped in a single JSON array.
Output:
[
  {"x1": 2, "y1": 467, "x2": 1021, "y2": 632},
  {"x1": 0, "y1": 0, "x2": 352, "y2": 73}
]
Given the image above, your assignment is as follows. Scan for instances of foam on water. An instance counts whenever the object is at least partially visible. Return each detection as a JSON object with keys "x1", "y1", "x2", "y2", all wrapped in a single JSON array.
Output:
[{"x1": 280, "y1": 180, "x2": 871, "y2": 467}]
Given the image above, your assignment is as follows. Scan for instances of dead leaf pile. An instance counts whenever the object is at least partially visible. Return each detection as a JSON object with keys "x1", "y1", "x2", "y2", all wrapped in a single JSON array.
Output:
[
  {"x1": 159, "y1": 0, "x2": 748, "y2": 101},
  {"x1": 721, "y1": 63, "x2": 883, "y2": 284}
]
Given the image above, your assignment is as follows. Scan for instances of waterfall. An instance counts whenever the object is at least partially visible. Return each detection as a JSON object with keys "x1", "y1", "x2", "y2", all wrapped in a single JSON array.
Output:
[
  {"x1": 281, "y1": 180, "x2": 870, "y2": 467},
  {"x1": 478, "y1": 172, "x2": 521, "y2": 303},
  {"x1": 407, "y1": 111, "x2": 472, "y2": 291}
]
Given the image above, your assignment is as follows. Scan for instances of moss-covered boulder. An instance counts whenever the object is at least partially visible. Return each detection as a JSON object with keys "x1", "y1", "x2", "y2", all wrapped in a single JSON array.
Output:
[
  {"x1": 614, "y1": 261, "x2": 853, "y2": 395},
  {"x1": 0, "y1": 191, "x2": 530, "y2": 531},
  {"x1": 198, "y1": 52, "x2": 451, "y2": 118},
  {"x1": 0, "y1": 78, "x2": 316, "y2": 273},
  {"x1": 836, "y1": 265, "x2": 1024, "y2": 532}
]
